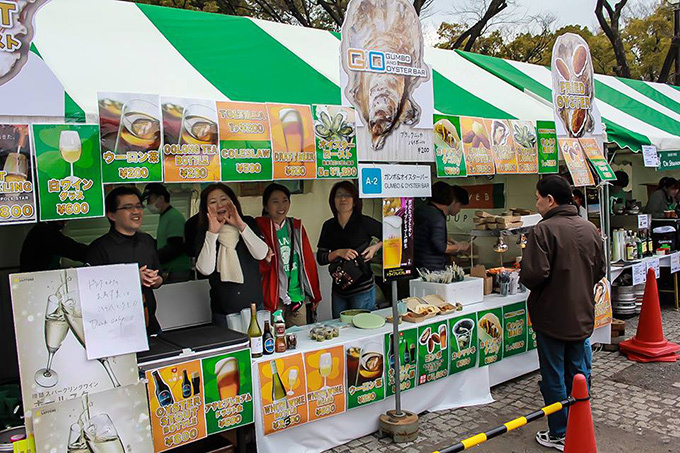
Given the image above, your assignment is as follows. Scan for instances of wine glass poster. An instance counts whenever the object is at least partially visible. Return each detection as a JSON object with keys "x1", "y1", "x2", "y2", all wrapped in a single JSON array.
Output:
[
  {"x1": 9, "y1": 268, "x2": 139, "y2": 413},
  {"x1": 31, "y1": 123, "x2": 105, "y2": 221},
  {"x1": 32, "y1": 381, "x2": 153, "y2": 453},
  {"x1": 303, "y1": 346, "x2": 345, "y2": 422},
  {"x1": 0, "y1": 124, "x2": 37, "y2": 225}
]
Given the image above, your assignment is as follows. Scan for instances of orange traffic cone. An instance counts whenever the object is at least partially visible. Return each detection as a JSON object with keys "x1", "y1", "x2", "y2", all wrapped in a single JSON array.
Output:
[
  {"x1": 564, "y1": 374, "x2": 596, "y2": 453},
  {"x1": 619, "y1": 268, "x2": 680, "y2": 361}
]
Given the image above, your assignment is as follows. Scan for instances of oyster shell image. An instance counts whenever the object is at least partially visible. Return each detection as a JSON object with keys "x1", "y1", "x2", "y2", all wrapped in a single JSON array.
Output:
[
  {"x1": 341, "y1": 0, "x2": 430, "y2": 150},
  {"x1": 0, "y1": 1, "x2": 49, "y2": 87}
]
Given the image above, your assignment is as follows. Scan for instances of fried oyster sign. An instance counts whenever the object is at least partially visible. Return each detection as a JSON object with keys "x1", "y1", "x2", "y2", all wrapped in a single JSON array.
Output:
[
  {"x1": 0, "y1": 1, "x2": 49, "y2": 87},
  {"x1": 340, "y1": 0, "x2": 434, "y2": 162}
]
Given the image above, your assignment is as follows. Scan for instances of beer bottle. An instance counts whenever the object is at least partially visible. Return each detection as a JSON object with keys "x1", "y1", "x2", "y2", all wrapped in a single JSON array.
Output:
[
  {"x1": 248, "y1": 303, "x2": 263, "y2": 358},
  {"x1": 152, "y1": 371, "x2": 174, "y2": 407},
  {"x1": 182, "y1": 370, "x2": 192, "y2": 398},
  {"x1": 263, "y1": 321, "x2": 275, "y2": 355}
]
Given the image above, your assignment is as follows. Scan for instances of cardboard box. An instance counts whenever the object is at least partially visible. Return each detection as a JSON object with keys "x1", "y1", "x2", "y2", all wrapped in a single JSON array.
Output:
[{"x1": 470, "y1": 265, "x2": 493, "y2": 295}]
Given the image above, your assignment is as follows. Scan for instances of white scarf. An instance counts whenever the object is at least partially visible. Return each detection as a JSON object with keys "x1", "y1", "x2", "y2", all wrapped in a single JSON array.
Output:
[{"x1": 217, "y1": 224, "x2": 243, "y2": 283}]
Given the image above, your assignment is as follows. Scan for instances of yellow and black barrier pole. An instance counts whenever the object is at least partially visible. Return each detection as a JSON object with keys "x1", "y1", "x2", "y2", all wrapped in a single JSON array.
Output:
[{"x1": 432, "y1": 396, "x2": 576, "y2": 453}]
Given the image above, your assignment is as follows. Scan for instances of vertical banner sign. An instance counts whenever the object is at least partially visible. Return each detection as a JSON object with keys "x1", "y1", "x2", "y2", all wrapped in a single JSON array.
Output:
[
  {"x1": 461, "y1": 117, "x2": 495, "y2": 175},
  {"x1": 502, "y1": 301, "x2": 528, "y2": 358},
  {"x1": 97, "y1": 92, "x2": 162, "y2": 183},
  {"x1": 258, "y1": 354, "x2": 308, "y2": 434},
  {"x1": 345, "y1": 338, "x2": 385, "y2": 409},
  {"x1": 579, "y1": 137, "x2": 616, "y2": 181},
  {"x1": 536, "y1": 121, "x2": 559, "y2": 174},
  {"x1": 340, "y1": 0, "x2": 434, "y2": 163},
  {"x1": 304, "y1": 346, "x2": 346, "y2": 421},
  {"x1": 32, "y1": 124, "x2": 105, "y2": 221},
  {"x1": 416, "y1": 320, "x2": 449, "y2": 385},
  {"x1": 384, "y1": 329, "x2": 418, "y2": 396},
  {"x1": 382, "y1": 197, "x2": 414, "y2": 280},
  {"x1": 594, "y1": 278, "x2": 613, "y2": 329},
  {"x1": 312, "y1": 105, "x2": 358, "y2": 179},
  {"x1": 217, "y1": 101, "x2": 273, "y2": 181},
  {"x1": 510, "y1": 120, "x2": 538, "y2": 174},
  {"x1": 267, "y1": 103, "x2": 316, "y2": 180},
  {"x1": 202, "y1": 350, "x2": 254, "y2": 434},
  {"x1": 146, "y1": 360, "x2": 207, "y2": 452},
  {"x1": 433, "y1": 115, "x2": 466, "y2": 177},
  {"x1": 0, "y1": 124, "x2": 36, "y2": 224},
  {"x1": 558, "y1": 138, "x2": 595, "y2": 187},
  {"x1": 485, "y1": 119, "x2": 517, "y2": 174},
  {"x1": 161, "y1": 97, "x2": 221, "y2": 182},
  {"x1": 477, "y1": 308, "x2": 503, "y2": 366},
  {"x1": 448, "y1": 314, "x2": 478, "y2": 375}
]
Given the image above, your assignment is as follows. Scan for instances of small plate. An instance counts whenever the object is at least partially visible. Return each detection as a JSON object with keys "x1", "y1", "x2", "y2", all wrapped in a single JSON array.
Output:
[{"x1": 352, "y1": 313, "x2": 386, "y2": 329}]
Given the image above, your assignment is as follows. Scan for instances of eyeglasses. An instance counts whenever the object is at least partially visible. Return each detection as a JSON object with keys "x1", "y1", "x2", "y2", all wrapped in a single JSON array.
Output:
[
  {"x1": 334, "y1": 193, "x2": 353, "y2": 199},
  {"x1": 116, "y1": 204, "x2": 144, "y2": 212}
]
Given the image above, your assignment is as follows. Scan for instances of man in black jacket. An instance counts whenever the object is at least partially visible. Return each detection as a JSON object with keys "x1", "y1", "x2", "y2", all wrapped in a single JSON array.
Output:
[{"x1": 414, "y1": 182, "x2": 461, "y2": 271}]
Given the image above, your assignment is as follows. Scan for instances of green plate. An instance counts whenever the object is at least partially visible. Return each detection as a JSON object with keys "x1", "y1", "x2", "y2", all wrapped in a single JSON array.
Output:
[{"x1": 352, "y1": 313, "x2": 385, "y2": 329}]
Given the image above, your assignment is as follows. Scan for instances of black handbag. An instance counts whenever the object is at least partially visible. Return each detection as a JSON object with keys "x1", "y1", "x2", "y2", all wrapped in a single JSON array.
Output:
[{"x1": 329, "y1": 257, "x2": 366, "y2": 290}]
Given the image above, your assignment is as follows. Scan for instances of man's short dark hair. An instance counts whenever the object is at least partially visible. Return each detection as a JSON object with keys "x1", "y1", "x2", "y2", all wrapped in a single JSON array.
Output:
[
  {"x1": 142, "y1": 183, "x2": 170, "y2": 202},
  {"x1": 536, "y1": 176, "x2": 573, "y2": 205},
  {"x1": 106, "y1": 186, "x2": 143, "y2": 213},
  {"x1": 451, "y1": 185, "x2": 470, "y2": 205},
  {"x1": 430, "y1": 181, "x2": 454, "y2": 205}
]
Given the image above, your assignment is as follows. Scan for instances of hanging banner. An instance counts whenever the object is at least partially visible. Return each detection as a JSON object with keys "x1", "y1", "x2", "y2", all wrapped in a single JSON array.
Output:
[
  {"x1": 486, "y1": 119, "x2": 517, "y2": 174},
  {"x1": 559, "y1": 138, "x2": 595, "y2": 187},
  {"x1": 382, "y1": 197, "x2": 415, "y2": 280},
  {"x1": 433, "y1": 115, "x2": 466, "y2": 177},
  {"x1": 217, "y1": 101, "x2": 273, "y2": 182},
  {"x1": 97, "y1": 92, "x2": 162, "y2": 183},
  {"x1": 502, "y1": 301, "x2": 528, "y2": 358},
  {"x1": 358, "y1": 163, "x2": 431, "y2": 198},
  {"x1": 385, "y1": 329, "x2": 418, "y2": 396},
  {"x1": 32, "y1": 123, "x2": 105, "y2": 221},
  {"x1": 659, "y1": 150, "x2": 680, "y2": 171},
  {"x1": 304, "y1": 346, "x2": 346, "y2": 422},
  {"x1": 594, "y1": 278, "x2": 613, "y2": 329},
  {"x1": 477, "y1": 308, "x2": 503, "y2": 366},
  {"x1": 460, "y1": 117, "x2": 495, "y2": 175},
  {"x1": 312, "y1": 105, "x2": 358, "y2": 179},
  {"x1": 536, "y1": 121, "x2": 559, "y2": 174},
  {"x1": 258, "y1": 354, "x2": 308, "y2": 434},
  {"x1": 345, "y1": 338, "x2": 385, "y2": 410},
  {"x1": 510, "y1": 120, "x2": 538, "y2": 174},
  {"x1": 579, "y1": 137, "x2": 616, "y2": 181},
  {"x1": 267, "y1": 103, "x2": 316, "y2": 180},
  {"x1": 340, "y1": 0, "x2": 434, "y2": 163},
  {"x1": 0, "y1": 124, "x2": 36, "y2": 224},
  {"x1": 448, "y1": 314, "x2": 478, "y2": 374},
  {"x1": 160, "y1": 97, "x2": 220, "y2": 182},
  {"x1": 417, "y1": 320, "x2": 449, "y2": 385}
]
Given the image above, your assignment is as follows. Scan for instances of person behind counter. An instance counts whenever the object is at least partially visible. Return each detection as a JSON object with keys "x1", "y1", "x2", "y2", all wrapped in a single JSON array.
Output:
[
  {"x1": 195, "y1": 183, "x2": 268, "y2": 327},
  {"x1": 20, "y1": 221, "x2": 88, "y2": 272},
  {"x1": 317, "y1": 181, "x2": 382, "y2": 319},
  {"x1": 646, "y1": 177, "x2": 680, "y2": 217},
  {"x1": 257, "y1": 183, "x2": 321, "y2": 327},
  {"x1": 87, "y1": 186, "x2": 163, "y2": 334},
  {"x1": 572, "y1": 189, "x2": 588, "y2": 219},
  {"x1": 609, "y1": 170, "x2": 630, "y2": 213}
]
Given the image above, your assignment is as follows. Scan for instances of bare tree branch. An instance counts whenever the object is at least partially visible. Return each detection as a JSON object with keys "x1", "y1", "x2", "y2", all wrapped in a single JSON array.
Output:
[
  {"x1": 658, "y1": 36, "x2": 680, "y2": 84},
  {"x1": 595, "y1": 0, "x2": 631, "y2": 78},
  {"x1": 317, "y1": 0, "x2": 343, "y2": 26},
  {"x1": 451, "y1": 0, "x2": 508, "y2": 50}
]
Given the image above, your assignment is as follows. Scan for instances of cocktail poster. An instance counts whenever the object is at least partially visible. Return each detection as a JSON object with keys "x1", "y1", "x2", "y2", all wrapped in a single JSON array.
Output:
[
  {"x1": 312, "y1": 105, "x2": 358, "y2": 179},
  {"x1": 202, "y1": 350, "x2": 254, "y2": 434},
  {"x1": 416, "y1": 320, "x2": 449, "y2": 385},
  {"x1": 477, "y1": 308, "x2": 503, "y2": 366},
  {"x1": 10, "y1": 268, "x2": 138, "y2": 414},
  {"x1": 32, "y1": 382, "x2": 153, "y2": 453},
  {"x1": 97, "y1": 92, "x2": 162, "y2": 183},
  {"x1": 0, "y1": 124, "x2": 37, "y2": 224},
  {"x1": 485, "y1": 119, "x2": 517, "y2": 174},
  {"x1": 258, "y1": 354, "x2": 308, "y2": 435},
  {"x1": 345, "y1": 338, "x2": 385, "y2": 410},
  {"x1": 503, "y1": 301, "x2": 528, "y2": 359},
  {"x1": 267, "y1": 103, "x2": 317, "y2": 180},
  {"x1": 433, "y1": 115, "x2": 466, "y2": 177},
  {"x1": 382, "y1": 197, "x2": 414, "y2": 281},
  {"x1": 161, "y1": 97, "x2": 221, "y2": 182},
  {"x1": 510, "y1": 120, "x2": 539, "y2": 174},
  {"x1": 448, "y1": 314, "x2": 478, "y2": 375},
  {"x1": 460, "y1": 117, "x2": 495, "y2": 175},
  {"x1": 217, "y1": 101, "x2": 273, "y2": 182},
  {"x1": 32, "y1": 124, "x2": 105, "y2": 221},
  {"x1": 384, "y1": 329, "x2": 417, "y2": 396},
  {"x1": 145, "y1": 360, "x2": 207, "y2": 451},
  {"x1": 304, "y1": 346, "x2": 346, "y2": 422}
]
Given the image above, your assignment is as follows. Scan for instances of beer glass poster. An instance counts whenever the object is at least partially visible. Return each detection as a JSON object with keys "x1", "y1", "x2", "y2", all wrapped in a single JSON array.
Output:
[
  {"x1": 32, "y1": 124, "x2": 105, "y2": 221},
  {"x1": 201, "y1": 350, "x2": 254, "y2": 433},
  {"x1": 304, "y1": 346, "x2": 346, "y2": 422},
  {"x1": 345, "y1": 338, "x2": 385, "y2": 410},
  {"x1": 0, "y1": 124, "x2": 36, "y2": 224},
  {"x1": 161, "y1": 97, "x2": 221, "y2": 182},
  {"x1": 32, "y1": 382, "x2": 153, "y2": 453},
  {"x1": 97, "y1": 92, "x2": 163, "y2": 183},
  {"x1": 267, "y1": 103, "x2": 317, "y2": 180},
  {"x1": 477, "y1": 308, "x2": 503, "y2": 366},
  {"x1": 502, "y1": 301, "x2": 528, "y2": 359},
  {"x1": 9, "y1": 268, "x2": 139, "y2": 413},
  {"x1": 433, "y1": 115, "x2": 466, "y2": 177},
  {"x1": 417, "y1": 320, "x2": 449, "y2": 385},
  {"x1": 448, "y1": 314, "x2": 478, "y2": 375},
  {"x1": 382, "y1": 197, "x2": 414, "y2": 281},
  {"x1": 145, "y1": 360, "x2": 208, "y2": 452},
  {"x1": 258, "y1": 354, "x2": 308, "y2": 435},
  {"x1": 312, "y1": 105, "x2": 358, "y2": 179},
  {"x1": 384, "y1": 330, "x2": 417, "y2": 396}
]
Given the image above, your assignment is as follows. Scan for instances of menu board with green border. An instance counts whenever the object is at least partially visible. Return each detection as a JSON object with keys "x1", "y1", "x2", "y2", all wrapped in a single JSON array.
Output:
[
  {"x1": 503, "y1": 301, "x2": 528, "y2": 358},
  {"x1": 417, "y1": 320, "x2": 449, "y2": 385},
  {"x1": 448, "y1": 313, "x2": 478, "y2": 374},
  {"x1": 384, "y1": 329, "x2": 418, "y2": 396},
  {"x1": 477, "y1": 307, "x2": 503, "y2": 366}
]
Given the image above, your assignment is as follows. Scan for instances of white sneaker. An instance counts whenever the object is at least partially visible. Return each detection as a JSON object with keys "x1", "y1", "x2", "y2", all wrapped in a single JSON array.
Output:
[{"x1": 535, "y1": 430, "x2": 565, "y2": 451}]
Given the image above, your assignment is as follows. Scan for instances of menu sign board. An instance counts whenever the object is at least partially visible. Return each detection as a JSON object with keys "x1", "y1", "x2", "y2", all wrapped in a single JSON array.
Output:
[
  {"x1": 502, "y1": 301, "x2": 528, "y2": 358},
  {"x1": 312, "y1": 105, "x2": 358, "y2": 179},
  {"x1": 433, "y1": 115, "x2": 466, "y2": 177},
  {"x1": 559, "y1": 138, "x2": 595, "y2": 187},
  {"x1": 258, "y1": 354, "x2": 308, "y2": 434},
  {"x1": 594, "y1": 278, "x2": 613, "y2": 329},
  {"x1": 461, "y1": 117, "x2": 495, "y2": 175},
  {"x1": 448, "y1": 314, "x2": 478, "y2": 374},
  {"x1": 537, "y1": 121, "x2": 559, "y2": 174},
  {"x1": 511, "y1": 120, "x2": 539, "y2": 174},
  {"x1": 579, "y1": 137, "x2": 616, "y2": 181},
  {"x1": 0, "y1": 124, "x2": 36, "y2": 224},
  {"x1": 486, "y1": 119, "x2": 517, "y2": 174},
  {"x1": 267, "y1": 103, "x2": 317, "y2": 180},
  {"x1": 417, "y1": 320, "x2": 449, "y2": 384},
  {"x1": 477, "y1": 308, "x2": 503, "y2": 366},
  {"x1": 345, "y1": 338, "x2": 385, "y2": 410},
  {"x1": 385, "y1": 329, "x2": 418, "y2": 396},
  {"x1": 304, "y1": 346, "x2": 346, "y2": 421},
  {"x1": 382, "y1": 197, "x2": 415, "y2": 281}
]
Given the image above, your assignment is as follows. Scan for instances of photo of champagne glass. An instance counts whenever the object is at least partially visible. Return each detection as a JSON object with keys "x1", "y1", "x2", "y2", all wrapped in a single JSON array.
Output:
[
  {"x1": 287, "y1": 368, "x2": 298, "y2": 396},
  {"x1": 59, "y1": 130, "x2": 82, "y2": 184},
  {"x1": 180, "y1": 104, "x2": 218, "y2": 147},
  {"x1": 215, "y1": 357, "x2": 240, "y2": 400},
  {"x1": 67, "y1": 422, "x2": 91, "y2": 453},
  {"x1": 279, "y1": 108, "x2": 304, "y2": 152},
  {"x1": 115, "y1": 99, "x2": 161, "y2": 155},
  {"x1": 84, "y1": 414, "x2": 125, "y2": 453},
  {"x1": 319, "y1": 353, "x2": 332, "y2": 390},
  {"x1": 34, "y1": 277, "x2": 68, "y2": 388}
]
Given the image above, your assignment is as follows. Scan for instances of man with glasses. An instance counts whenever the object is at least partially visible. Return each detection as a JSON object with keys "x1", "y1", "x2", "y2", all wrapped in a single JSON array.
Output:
[{"x1": 87, "y1": 186, "x2": 163, "y2": 334}]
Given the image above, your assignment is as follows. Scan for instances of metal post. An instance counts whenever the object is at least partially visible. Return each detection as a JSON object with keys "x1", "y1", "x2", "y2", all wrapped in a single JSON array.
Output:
[
  {"x1": 675, "y1": 7, "x2": 680, "y2": 86},
  {"x1": 391, "y1": 279, "x2": 403, "y2": 416}
]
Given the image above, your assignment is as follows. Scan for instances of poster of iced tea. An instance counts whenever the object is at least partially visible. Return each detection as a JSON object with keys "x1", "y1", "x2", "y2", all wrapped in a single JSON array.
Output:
[
  {"x1": 267, "y1": 103, "x2": 317, "y2": 180},
  {"x1": 161, "y1": 97, "x2": 221, "y2": 182},
  {"x1": 312, "y1": 105, "x2": 357, "y2": 179},
  {"x1": 304, "y1": 346, "x2": 346, "y2": 422},
  {"x1": 382, "y1": 197, "x2": 414, "y2": 281},
  {"x1": 384, "y1": 329, "x2": 417, "y2": 396},
  {"x1": 484, "y1": 119, "x2": 517, "y2": 174},
  {"x1": 217, "y1": 101, "x2": 273, "y2": 182},
  {"x1": 345, "y1": 337, "x2": 385, "y2": 410},
  {"x1": 448, "y1": 314, "x2": 478, "y2": 375},
  {"x1": 416, "y1": 320, "x2": 449, "y2": 385},
  {"x1": 97, "y1": 92, "x2": 162, "y2": 183},
  {"x1": 258, "y1": 354, "x2": 308, "y2": 435},
  {"x1": 201, "y1": 350, "x2": 254, "y2": 434},
  {"x1": 0, "y1": 124, "x2": 36, "y2": 224},
  {"x1": 145, "y1": 360, "x2": 207, "y2": 452}
]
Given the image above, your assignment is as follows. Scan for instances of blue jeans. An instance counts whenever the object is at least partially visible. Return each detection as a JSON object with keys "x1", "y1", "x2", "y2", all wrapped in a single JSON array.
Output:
[
  {"x1": 536, "y1": 332, "x2": 590, "y2": 438},
  {"x1": 332, "y1": 285, "x2": 376, "y2": 319}
]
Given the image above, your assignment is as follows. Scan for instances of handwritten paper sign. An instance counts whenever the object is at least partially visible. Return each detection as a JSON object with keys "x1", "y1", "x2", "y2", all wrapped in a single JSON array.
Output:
[
  {"x1": 632, "y1": 263, "x2": 647, "y2": 286},
  {"x1": 646, "y1": 258, "x2": 660, "y2": 279},
  {"x1": 637, "y1": 214, "x2": 649, "y2": 230},
  {"x1": 642, "y1": 145, "x2": 660, "y2": 168},
  {"x1": 77, "y1": 264, "x2": 149, "y2": 360},
  {"x1": 671, "y1": 253, "x2": 680, "y2": 274}
]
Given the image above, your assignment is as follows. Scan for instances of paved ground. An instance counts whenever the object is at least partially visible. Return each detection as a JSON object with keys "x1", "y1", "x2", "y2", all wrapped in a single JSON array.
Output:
[{"x1": 326, "y1": 306, "x2": 680, "y2": 453}]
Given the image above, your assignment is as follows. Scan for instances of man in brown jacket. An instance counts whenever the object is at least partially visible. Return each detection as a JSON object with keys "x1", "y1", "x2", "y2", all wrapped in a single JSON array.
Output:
[{"x1": 520, "y1": 176, "x2": 605, "y2": 451}]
